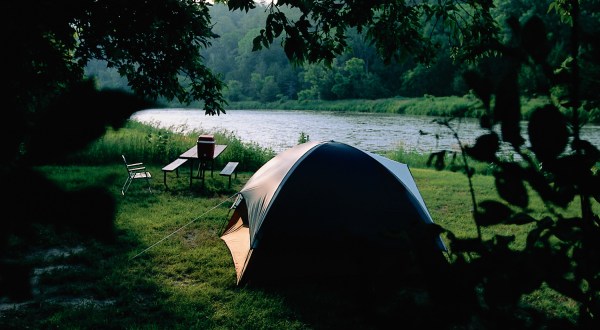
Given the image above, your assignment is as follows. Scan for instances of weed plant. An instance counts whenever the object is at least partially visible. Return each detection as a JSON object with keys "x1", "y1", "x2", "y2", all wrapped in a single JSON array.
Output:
[{"x1": 66, "y1": 120, "x2": 275, "y2": 172}]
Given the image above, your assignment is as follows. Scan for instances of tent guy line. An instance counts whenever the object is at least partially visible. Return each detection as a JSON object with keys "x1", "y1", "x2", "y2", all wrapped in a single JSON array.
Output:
[{"x1": 130, "y1": 193, "x2": 238, "y2": 260}]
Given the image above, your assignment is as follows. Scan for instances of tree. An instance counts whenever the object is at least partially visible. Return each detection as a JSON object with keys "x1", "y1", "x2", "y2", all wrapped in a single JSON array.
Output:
[
  {"x1": 334, "y1": 57, "x2": 366, "y2": 98},
  {"x1": 259, "y1": 75, "x2": 279, "y2": 102},
  {"x1": 2, "y1": 0, "x2": 225, "y2": 165},
  {"x1": 224, "y1": 79, "x2": 245, "y2": 101},
  {"x1": 298, "y1": 62, "x2": 337, "y2": 100},
  {"x1": 225, "y1": 0, "x2": 497, "y2": 66},
  {"x1": 0, "y1": 0, "x2": 227, "y2": 299}
]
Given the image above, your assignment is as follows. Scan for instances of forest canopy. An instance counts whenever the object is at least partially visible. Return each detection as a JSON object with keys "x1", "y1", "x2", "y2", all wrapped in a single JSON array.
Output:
[{"x1": 88, "y1": 1, "x2": 599, "y2": 115}]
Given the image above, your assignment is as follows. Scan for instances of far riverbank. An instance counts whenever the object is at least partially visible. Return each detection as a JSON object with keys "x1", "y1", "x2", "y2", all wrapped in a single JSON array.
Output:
[{"x1": 220, "y1": 95, "x2": 600, "y2": 125}]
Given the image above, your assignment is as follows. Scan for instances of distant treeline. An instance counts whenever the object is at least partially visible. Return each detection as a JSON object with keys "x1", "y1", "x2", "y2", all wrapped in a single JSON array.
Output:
[
  {"x1": 85, "y1": 2, "x2": 600, "y2": 124},
  {"x1": 227, "y1": 95, "x2": 600, "y2": 124}
]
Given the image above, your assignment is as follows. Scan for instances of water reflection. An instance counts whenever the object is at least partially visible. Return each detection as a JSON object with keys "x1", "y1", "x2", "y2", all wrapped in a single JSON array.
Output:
[{"x1": 132, "y1": 109, "x2": 600, "y2": 155}]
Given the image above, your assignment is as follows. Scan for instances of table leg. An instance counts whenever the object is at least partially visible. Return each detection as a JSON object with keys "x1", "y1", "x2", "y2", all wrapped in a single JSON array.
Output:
[
  {"x1": 189, "y1": 159, "x2": 194, "y2": 188},
  {"x1": 196, "y1": 159, "x2": 208, "y2": 178}
]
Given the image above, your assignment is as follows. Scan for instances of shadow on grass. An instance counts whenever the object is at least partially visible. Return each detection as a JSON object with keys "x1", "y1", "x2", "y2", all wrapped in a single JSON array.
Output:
[
  {"x1": 239, "y1": 243, "x2": 464, "y2": 329},
  {"x1": 0, "y1": 166, "x2": 187, "y2": 328},
  {"x1": 1, "y1": 167, "x2": 113, "y2": 299},
  {"x1": 240, "y1": 243, "x2": 576, "y2": 329}
]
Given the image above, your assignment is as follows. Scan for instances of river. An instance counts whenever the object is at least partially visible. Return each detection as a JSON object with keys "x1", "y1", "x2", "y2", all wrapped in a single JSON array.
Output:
[{"x1": 131, "y1": 108, "x2": 600, "y2": 155}]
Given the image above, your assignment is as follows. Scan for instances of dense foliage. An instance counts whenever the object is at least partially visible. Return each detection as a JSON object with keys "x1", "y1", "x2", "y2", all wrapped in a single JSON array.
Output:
[
  {"x1": 220, "y1": 0, "x2": 600, "y2": 328},
  {"x1": 1, "y1": 0, "x2": 225, "y2": 298}
]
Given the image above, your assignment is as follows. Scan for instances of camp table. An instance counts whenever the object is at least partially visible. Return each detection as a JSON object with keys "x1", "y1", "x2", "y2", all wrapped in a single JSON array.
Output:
[{"x1": 179, "y1": 144, "x2": 228, "y2": 188}]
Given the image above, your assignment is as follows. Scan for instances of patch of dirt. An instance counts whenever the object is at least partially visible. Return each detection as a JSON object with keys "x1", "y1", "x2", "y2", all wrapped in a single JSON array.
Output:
[{"x1": 0, "y1": 245, "x2": 115, "y2": 313}]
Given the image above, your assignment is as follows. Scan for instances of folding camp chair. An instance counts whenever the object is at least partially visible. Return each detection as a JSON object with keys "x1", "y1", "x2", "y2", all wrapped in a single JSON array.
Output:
[{"x1": 121, "y1": 155, "x2": 152, "y2": 195}]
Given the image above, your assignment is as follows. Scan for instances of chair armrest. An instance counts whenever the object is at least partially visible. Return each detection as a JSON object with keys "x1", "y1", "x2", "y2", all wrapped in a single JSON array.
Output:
[{"x1": 128, "y1": 162, "x2": 144, "y2": 167}]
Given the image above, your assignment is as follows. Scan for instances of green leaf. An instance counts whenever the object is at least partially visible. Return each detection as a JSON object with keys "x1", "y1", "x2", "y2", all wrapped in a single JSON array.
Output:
[
  {"x1": 553, "y1": 217, "x2": 583, "y2": 243},
  {"x1": 527, "y1": 105, "x2": 568, "y2": 162},
  {"x1": 521, "y1": 16, "x2": 550, "y2": 63},
  {"x1": 252, "y1": 35, "x2": 263, "y2": 52},
  {"x1": 591, "y1": 173, "x2": 600, "y2": 203},
  {"x1": 476, "y1": 200, "x2": 514, "y2": 226},
  {"x1": 450, "y1": 238, "x2": 485, "y2": 254},
  {"x1": 506, "y1": 213, "x2": 537, "y2": 225},
  {"x1": 495, "y1": 69, "x2": 524, "y2": 147},
  {"x1": 572, "y1": 139, "x2": 600, "y2": 167},
  {"x1": 272, "y1": 21, "x2": 283, "y2": 37},
  {"x1": 479, "y1": 114, "x2": 493, "y2": 129},
  {"x1": 226, "y1": 0, "x2": 256, "y2": 12},
  {"x1": 539, "y1": 156, "x2": 579, "y2": 205},
  {"x1": 262, "y1": 37, "x2": 270, "y2": 49},
  {"x1": 494, "y1": 163, "x2": 529, "y2": 208},
  {"x1": 462, "y1": 70, "x2": 492, "y2": 109},
  {"x1": 466, "y1": 166, "x2": 475, "y2": 178},
  {"x1": 426, "y1": 150, "x2": 448, "y2": 170},
  {"x1": 465, "y1": 133, "x2": 499, "y2": 162},
  {"x1": 546, "y1": 276, "x2": 585, "y2": 302},
  {"x1": 492, "y1": 234, "x2": 516, "y2": 248},
  {"x1": 525, "y1": 167, "x2": 572, "y2": 208}
]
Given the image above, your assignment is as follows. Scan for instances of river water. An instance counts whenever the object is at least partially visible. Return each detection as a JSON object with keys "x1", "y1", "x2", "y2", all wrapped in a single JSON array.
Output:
[{"x1": 131, "y1": 108, "x2": 600, "y2": 155}]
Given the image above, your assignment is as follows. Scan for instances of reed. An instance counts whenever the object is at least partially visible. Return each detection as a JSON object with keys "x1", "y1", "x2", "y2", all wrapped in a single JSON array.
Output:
[
  {"x1": 67, "y1": 121, "x2": 275, "y2": 172},
  {"x1": 226, "y1": 95, "x2": 483, "y2": 117}
]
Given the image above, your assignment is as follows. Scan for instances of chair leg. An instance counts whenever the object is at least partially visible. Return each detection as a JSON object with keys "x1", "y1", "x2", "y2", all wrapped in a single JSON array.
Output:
[
  {"x1": 122, "y1": 176, "x2": 132, "y2": 195},
  {"x1": 123, "y1": 173, "x2": 152, "y2": 195},
  {"x1": 145, "y1": 175, "x2": 152, "y2": 193}
]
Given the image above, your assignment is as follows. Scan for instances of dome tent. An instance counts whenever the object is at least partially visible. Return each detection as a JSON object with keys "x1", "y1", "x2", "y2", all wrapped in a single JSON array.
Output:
[{"x1": 220, "y1": 140, "x2": 446, "y2": 285}]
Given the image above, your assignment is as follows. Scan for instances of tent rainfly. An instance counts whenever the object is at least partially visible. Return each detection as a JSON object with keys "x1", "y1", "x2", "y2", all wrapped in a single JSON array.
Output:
[{"x1": 220, "y1": 140, "x2": 446, "y2": 285}]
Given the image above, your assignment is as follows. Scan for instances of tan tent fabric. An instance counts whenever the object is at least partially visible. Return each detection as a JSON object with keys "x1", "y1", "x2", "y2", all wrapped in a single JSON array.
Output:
[{"x1": 220, "y1": 217, "x2": 250, "y2": 283}]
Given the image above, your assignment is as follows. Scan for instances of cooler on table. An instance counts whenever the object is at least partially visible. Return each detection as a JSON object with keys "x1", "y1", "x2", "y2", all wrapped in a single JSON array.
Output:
[{"x1": 197, "y1": 134, "x2": 215, "y2": 159}]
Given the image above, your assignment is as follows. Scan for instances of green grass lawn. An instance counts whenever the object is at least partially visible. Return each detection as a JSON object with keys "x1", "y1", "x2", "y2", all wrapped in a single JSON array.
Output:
[
  {"x1": 2, "y1": 119, "x2": 594, "y2": 328},
  {"x1": 0, "y1": 161, "x2": 586, "y2": 329}
]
